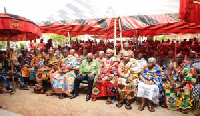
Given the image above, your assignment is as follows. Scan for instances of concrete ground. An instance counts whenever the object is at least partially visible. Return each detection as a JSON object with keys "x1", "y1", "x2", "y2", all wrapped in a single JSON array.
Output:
[{"x1": 0, "y1": 88, "x2": 195, "y2": 116}]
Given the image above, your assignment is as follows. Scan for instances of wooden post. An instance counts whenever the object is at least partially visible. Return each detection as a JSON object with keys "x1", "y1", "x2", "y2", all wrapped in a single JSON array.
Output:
[
  {"x1": 68, "y1": 32, "x2": 71, "y2": 48},
  {"x1": 118, "y1": 18, "x2": 123, "y2": 50},
  {"x1": 7, "y1": 36, "x2": 16, "y2": 90},
  {"x1": 136, "y1": 30, "x2": 138, "y2": 50},
  {"x1": 175, "y1": 37, "x2": 177, "y2": 58},
  {"x1": 114, "y1": 18, "x2": 117, "y2": 56}
]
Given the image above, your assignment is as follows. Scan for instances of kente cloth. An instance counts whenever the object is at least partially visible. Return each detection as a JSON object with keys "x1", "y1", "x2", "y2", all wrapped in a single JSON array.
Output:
[
  {"x1": 48, "y1": 57, "x2": 60, "y2": 66},
  {"x1": 51, "y1": 71, "x2": 76, "y2": 95},
  {"x1": 142, "y1": 65, "x2": 167, "y2": 90},
  {"x1": 36, "y1": 66, "x2": 50, "y2": 83},
  {"x1": 30, "y1": 56, "x2": 41, "y2": 67},
  {"x1": 21, "y1": 66, "x2": 32, "y2": 77},
  {"x1": 118, "y1": 59, "x2": 142, "y2": 100},
  {"x1": 91, "y1": 57, "x2": 119, "y2": 98},
  {"x1": 164, "y1": 62, "x2": 198, "y2": 110},
  {"x1": 140, "y1": 65, "x2": 167, "y2": 104},
  {"x1": 62, "y1": 55, "x2": 80, "y2": 70},
  {"x1": 137, "y1": 82, "x2": 159, "y2": 104}
]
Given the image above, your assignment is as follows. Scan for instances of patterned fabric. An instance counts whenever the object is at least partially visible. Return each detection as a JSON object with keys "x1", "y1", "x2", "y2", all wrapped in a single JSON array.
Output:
[
  {"x1": 50, "y1": 56, "x2": 79, "y2": 95},
  {"x1": 36, "y1": 66, "x2": 50, "y2": 83},
  {"x1": 51, "y1": 71, "x2": 76, "y2": 95},
  {"x1": 164, "y1": 62, "x2": 198, "y2": 110},
  {"x1": 48, "y1": 57, "x2": 60, "y2": 66},
  {"x1": 118, "y1": 59, "x2": 142, "y2": 101},
  {"x1": 91, "y1": 57, "x2": 118, "y2": 98},
  {"x1": 139, "y1": 65, "x2": 167, "y2": 104},
  {"x1": 21, "y1": 66, "x2": 32, "y2": 77},
  {"x1": 30, "y1": 55, "x2": 41, "y2": 67}
]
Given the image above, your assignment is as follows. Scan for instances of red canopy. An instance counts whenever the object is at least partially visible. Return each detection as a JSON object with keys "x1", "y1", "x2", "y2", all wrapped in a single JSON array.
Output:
[
  {"x1": 0, "y1": 13, "x2": 41, "y2": 41},
  {"x1": 179, "y1": 0, "x2": 200, "y2": 24},
  {"x1": 39, "y1": 13, "x2": 177, "y2": 39}
]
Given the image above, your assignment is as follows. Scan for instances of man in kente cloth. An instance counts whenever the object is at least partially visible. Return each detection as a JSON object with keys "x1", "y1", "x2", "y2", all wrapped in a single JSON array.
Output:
[
  {"x1": 91, "y1": 49, "x2": 118, "y2": 104},
  {"x1": 117, "y1": 51, "x2": 142, "y2": 110},
  {"x1": 166, "y1": 53, "x2": 198, "y2": 114}
]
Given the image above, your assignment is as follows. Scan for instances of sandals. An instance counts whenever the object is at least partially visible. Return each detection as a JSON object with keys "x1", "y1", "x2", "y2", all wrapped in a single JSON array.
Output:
[
  {"x1": 46, "y1": 92, "x2": 54, "y2": 96},
  {"x1": 138, "y1": 105, "x2": 145, "y2": 111},
  {"x1": 106, "y1": 97, "x2": 112, "y2": 104},
  {"x1": 148, "y1": 105, "x2": 155, "y2": 112},
  {"x1": 58, "y1": 94, "x2": 65, "y2": 99},
  {"x1": 116, "y1": 101, "x2": 124, "y2": 108},
  {"x1": 125, "y1": 104, "x2": 132, "y2": 110},
  {"x1": 106, "y1": 99, "x2": 112, "y2": 104},
  {"x1": 181, "y1": 111, "x2": 188, "y2": 114}
]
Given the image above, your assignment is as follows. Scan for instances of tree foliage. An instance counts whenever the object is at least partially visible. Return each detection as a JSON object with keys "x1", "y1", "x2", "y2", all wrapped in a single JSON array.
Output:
[
  {"x1": 50, "y1": 34, "x2": 83, "y2": 46},
  {"x1": 0, "y1": 41, "x2": 7, "y2": 49},
  {"x1": 154, "y1": 35, "x2": 168, "y2": 41}
]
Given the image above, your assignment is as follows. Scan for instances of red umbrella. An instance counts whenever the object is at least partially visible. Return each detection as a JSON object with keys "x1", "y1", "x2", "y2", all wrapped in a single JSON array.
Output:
[
  {"x1": 0, "y1": 11, "x2": 41, "y2": 90},
  {"x1": 0, "y1": 13, "x2": 41, "y2": 41}
]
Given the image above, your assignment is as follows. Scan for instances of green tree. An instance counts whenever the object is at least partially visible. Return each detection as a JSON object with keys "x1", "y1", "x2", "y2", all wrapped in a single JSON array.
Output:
[
  {"x1": 50, "y1": 34, "x2": 83, "y2": 46},
  {"x1": 50, "y1": 34, "x2": 69, "y2": 46},
  {"x1": 0, "y1": 41, "x2": 7, "y2": 49}
]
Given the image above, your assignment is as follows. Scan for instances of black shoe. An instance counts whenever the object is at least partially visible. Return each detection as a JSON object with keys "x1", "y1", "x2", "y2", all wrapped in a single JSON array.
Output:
[
  {"x1": 70, "y1": 94, "x2": 78, "y2": 99},
  {"x1": 20, "y1": 85, "x2": 29, "y2": 90},
  {"x1": 86, "y1": 95, "x2": 90, "y2": 101},
  {"x1": 0, "y1": 106, "x2": 2, "y2": 108}
]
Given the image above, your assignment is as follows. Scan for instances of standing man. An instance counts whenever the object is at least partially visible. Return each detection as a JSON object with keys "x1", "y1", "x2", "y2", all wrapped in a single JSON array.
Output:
[{"x1": 70, "y1": 53, "x2": 99, "y2": 101}]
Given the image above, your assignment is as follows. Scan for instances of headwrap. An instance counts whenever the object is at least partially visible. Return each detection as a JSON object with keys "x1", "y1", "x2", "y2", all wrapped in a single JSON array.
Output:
[
  {"x1": 99, "y1": 51, "x2": 104, "y2": 54},
  {"x1": 148, "y1": 57, "x2": 156, "y2": 64}
]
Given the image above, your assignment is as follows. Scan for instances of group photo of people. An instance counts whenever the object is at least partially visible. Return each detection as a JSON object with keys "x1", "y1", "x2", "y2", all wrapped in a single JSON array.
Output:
[
  {"x1": 0, "y1": 0, "x2": 200, "y2": 115},
  {"x1": 0, "y1": 37, "x2": 199, "y2": 115}
]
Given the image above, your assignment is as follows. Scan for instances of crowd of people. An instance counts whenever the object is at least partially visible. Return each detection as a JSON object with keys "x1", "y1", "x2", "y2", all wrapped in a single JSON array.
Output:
[{"x1": 0, "y1": 37, "x2": 199, "y2": 115}]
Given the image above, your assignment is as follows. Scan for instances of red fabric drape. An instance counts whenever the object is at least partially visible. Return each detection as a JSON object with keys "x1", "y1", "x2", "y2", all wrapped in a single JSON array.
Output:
[{"x1": 179, "y1": 0, "x2": 200, "y2": 24}]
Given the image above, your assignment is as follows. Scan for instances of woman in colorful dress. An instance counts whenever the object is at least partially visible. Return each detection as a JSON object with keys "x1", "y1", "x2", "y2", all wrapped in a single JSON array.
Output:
[
  {"x1": 117, "y1": 51, "x2": 142, "y2": 110},
  {"x1": 91, "y1": 49, "x2": 118, "y2": 104},
  {"x1": 137, "y1": 57, "x2": 167, "y2": 112},
  {"x1": 165, "y1": 53, "x2": 197, "y2": 114}
]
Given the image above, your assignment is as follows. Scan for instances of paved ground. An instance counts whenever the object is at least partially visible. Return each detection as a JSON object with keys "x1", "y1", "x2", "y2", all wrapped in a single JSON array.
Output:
[{"x1": 0, "y1": 87, "x2": 196, "y2": 116}]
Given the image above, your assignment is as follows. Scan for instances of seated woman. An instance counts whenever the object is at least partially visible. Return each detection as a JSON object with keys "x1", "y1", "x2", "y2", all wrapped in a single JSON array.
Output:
[
  {"x1": 137, "y1": 57, "x2": 166, "y2": 112},
  {"x1": 91, "y1": 49, "x2": 119, "y2": 104},
  {"x1": 49, "y1": 54, "x2": 79, "y2": 99},
  {"x1": 117, "y1": 52, "x2": 142, "y2": 110}
]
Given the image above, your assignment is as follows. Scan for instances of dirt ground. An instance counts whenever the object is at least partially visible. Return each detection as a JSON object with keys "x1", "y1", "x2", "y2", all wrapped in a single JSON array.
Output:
[{"x1": 0, "y1": 87, "x2": 196, "y2": 116}]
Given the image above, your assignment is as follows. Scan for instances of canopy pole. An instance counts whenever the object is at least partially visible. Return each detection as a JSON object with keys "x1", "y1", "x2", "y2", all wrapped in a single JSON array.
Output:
[
  {"x1": 4, "y1": 7, "x2": 6, "y2": 13},
  {"x1": 7, "y1": 36, "x2": 16, "y2": 90},
  {"x1": 136, "y1": 30, "x2": 138, "y2": 50},
  {"x1": 114, "y1": 18, "x2": 117, "y2": 56},
  {"x1": 175, "y1": 38, "x2": 177, "y2": 58},
  {"x1": 118, "y1": 17, "x2": 123, "y2": 50},
  {"x1": 68, "y1": 32, "x2": 71, "y2": 48}
]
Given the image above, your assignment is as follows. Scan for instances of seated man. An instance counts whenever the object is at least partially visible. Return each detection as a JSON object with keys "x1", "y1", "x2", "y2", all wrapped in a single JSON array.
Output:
[
  {"x1": 117, "y1": 51, "x2": 142, "y2": 110},
  {"x1": 91, "y1": 49, "x2": 119, "y2": 104},
  {"x1": 165, "y1": 53, "x2": 198, "y2": 114},
  {"x1": 70, "y1": 53, "x2": 99, "y2": 101},
  {"x1": 49, "y1": 53, "x2": 79, "y2": 99},
  {"x1": 137, "y1": 58, "x2": 166, "y2": 112}
]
